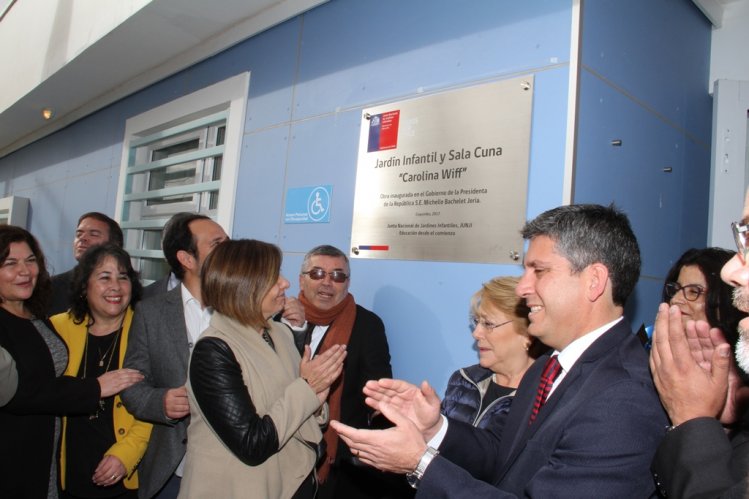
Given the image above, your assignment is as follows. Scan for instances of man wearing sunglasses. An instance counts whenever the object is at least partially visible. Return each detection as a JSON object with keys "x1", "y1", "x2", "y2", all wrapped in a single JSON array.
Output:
[
  {"x1": 294, "y1": 245, "x2": 401, "y2": 499},
  {"x1": 651, "y1": 189, "x2": 749, "y2": 498}
]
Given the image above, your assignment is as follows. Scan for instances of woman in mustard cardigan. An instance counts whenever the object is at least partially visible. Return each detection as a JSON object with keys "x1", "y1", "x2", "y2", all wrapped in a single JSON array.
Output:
[{"x1": 51, "y1": 244, "x2": 152, "y2": 499}]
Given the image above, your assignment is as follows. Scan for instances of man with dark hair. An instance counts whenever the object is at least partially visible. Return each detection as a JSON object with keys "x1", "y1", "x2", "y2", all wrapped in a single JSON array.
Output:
[
  {"x1": 49, "y1": 211, "x2": 123, "y2": 315},
  {"x1": 141, "y1": 213, "x2": 206, "y2": 299},
  {"x1": 292, "y1": 244, "x2": 399, "y2": 498},
  {"x1": 332, "y1": 204, "x2": 668, "y2": 498},
  {"x1": 121, "y1": 212, "x2": 227, "y2": 498}
]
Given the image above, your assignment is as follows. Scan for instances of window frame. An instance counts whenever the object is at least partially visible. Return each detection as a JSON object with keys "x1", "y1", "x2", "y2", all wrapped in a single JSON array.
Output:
[{"x1": 115, "y1": 72, "x2": 249, "y2": 281}]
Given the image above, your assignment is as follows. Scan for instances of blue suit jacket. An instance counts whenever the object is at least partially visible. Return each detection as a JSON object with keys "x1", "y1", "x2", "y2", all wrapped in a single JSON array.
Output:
[{"x1": 418, "y1": 319, "x2": 667, "y2": 498}]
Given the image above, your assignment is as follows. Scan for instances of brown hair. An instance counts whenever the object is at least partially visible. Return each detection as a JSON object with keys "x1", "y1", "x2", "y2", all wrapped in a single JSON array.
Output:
[
  {"x1": 470, "y1": 276, "x2": 546, "y2": 359},
  {"x1": 201, "y1": 239, "x2": 281, "y2": 330}
]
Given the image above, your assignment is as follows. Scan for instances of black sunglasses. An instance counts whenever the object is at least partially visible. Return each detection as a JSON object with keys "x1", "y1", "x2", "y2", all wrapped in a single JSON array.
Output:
[{"x1": 302, "y1": 268, "x2": 349, "y2": 283}]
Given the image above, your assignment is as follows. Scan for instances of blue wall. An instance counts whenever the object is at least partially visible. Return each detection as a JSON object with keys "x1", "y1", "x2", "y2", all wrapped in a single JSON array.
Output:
[
  {"x1": 575, "y1": 0, "x2": 713, "y2": 329},
  {"x1": 233, "y1": 0, "x2": 572, "y2": 391},
  {"x1": 0, "y1": 0, "x2": 712, "y2": 394}
]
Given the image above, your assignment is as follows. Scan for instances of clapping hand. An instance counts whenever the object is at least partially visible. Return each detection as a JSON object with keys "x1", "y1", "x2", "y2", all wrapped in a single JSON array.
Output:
[
  {"x1": 300, "y1": 344, "x2": 346, "y2": 404},
  {"x1": 363, "y1": 378, "x2": 443, "y2": 440},
  {"x1": 650, "y1": 303, "x2": 732, "y2": 426}
]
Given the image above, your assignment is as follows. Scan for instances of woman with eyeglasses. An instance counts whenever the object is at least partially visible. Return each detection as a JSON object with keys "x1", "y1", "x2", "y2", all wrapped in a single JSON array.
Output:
[
  {"x1": 662, "y1": 247, "x2": 746, "y2": 349},
  {"x1": 441, "y1": 276, "x2": 547, "y2": 429}
]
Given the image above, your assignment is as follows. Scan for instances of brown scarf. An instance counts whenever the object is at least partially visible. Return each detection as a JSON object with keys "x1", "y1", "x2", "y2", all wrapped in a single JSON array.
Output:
[{"x1": 299, "y1": 292, "x2": 356, "y2": 482}]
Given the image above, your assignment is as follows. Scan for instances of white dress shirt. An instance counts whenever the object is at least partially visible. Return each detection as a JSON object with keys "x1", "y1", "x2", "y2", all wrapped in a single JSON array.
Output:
[
  {"x1": 176, "y1": 283, "x2": 212, "y2": 477},
  {"x1": 428, "y1": 316, "x2": 625, "y2": 449}
]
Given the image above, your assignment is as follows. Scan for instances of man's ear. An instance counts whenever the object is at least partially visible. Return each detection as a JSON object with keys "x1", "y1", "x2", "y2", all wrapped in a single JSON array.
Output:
[
  {"x1": 176, "y1": 249, "x2": 197, "y2": 272},
  {"x1": 586, "y1": 263, "x2": 610, "y2": 302}
]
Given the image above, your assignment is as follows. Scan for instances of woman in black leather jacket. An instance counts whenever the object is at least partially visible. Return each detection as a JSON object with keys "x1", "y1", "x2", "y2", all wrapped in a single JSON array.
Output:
[{"x1": 178, "y1": 239, "x2": 346, "y2": 499}]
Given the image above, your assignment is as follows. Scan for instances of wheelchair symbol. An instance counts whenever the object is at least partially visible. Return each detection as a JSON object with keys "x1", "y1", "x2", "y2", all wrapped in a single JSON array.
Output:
[{"x1": 307, "y1": 187, "x2": 330, "y2": 222}]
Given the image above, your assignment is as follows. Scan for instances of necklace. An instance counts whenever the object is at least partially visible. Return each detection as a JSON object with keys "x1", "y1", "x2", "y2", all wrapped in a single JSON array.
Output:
[
  {"x1": 95, "y1": 334, "x2": 118, "y2": 367},
  {"x1": 82, "y1": 317, "x2": 124, "y2": 378},
  {"x1": 82, "y1": 317, "x2": 124, "y2": 420}
]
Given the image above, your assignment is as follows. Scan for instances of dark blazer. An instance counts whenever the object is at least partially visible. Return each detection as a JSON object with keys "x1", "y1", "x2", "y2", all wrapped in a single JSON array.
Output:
[
  {"x1": 121, "y1": 286, "x2": 190, "y2": 499},
  {"x1": 0, "y1": 307, "x2": 99, "y2": 498},
  {"x1": 296, "y1": 305, "x2": 406, "y2": 498},
  {"x1": 49, "y1": 268, "x2": 74, "y2": 316},
  {"x1": 418, "y1": 320, "x2": 668, "y2": 498},
  {"x1": 297, "y1": 305, "x2": 392, "y2": 455},
  {"x1": 141, "y1": 274, "x2": 173, "y2": 300},
  {"x1": 652, "y1": 415, "x2": 749, "y2": 498}
]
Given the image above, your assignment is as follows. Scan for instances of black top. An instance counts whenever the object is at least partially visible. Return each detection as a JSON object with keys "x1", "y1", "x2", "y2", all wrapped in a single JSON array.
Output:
[
  {"x1": 478, "y1": 381, "x2": 515, "y2": 415},
  {"x1": 66, "y1": 331, "x2": 126, "y2": 498},
  {"x1": 0, "y1": 307, "x2": 100, "y2": 498}
]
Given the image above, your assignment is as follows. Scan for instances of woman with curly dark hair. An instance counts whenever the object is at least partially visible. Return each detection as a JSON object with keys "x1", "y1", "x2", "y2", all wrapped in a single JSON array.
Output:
[
  {"x1": 51, "y1": 244, "x2": 151, "y2": 499},
  {"x1": 662, "y1": 247, "x2": 746, "y2": 348},
  {"x1": 0, "y1": 227, "x2": 141, "y2": 498}
]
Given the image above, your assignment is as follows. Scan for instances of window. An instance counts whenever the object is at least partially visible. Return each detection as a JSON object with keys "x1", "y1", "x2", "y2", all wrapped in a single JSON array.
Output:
[
  {"x1": 116, "y1": 73, "x2": 248, "y2": 283},
  {"x1": 0, "y1": 196, "x2": 29, "y2": 227}
]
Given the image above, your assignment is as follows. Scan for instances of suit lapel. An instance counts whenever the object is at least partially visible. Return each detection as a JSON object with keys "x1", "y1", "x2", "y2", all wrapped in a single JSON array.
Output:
[
  {"x1": 494, "y1": 320, "x2": 633, "y2": 482},
  {"x1": 495, "y1": 356, "x2": 545, "y2": 468},
  {"x1": 164, "y1": 286, "x2": 190, "y2": 374}
]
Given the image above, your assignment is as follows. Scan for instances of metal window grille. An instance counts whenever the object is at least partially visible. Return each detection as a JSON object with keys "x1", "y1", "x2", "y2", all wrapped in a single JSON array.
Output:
[{"x1": 120, "y1": 111, "x2": 226, "y2": 282}]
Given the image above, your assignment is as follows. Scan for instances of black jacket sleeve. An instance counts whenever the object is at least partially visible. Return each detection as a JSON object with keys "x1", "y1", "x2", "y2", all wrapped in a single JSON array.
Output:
[
  {"x1": 652, "y1": 417, "x2": 749, "y2": 498},
  {"x1": 189, "y1": 337, "x2": 280, "y2": 466},
  {"x1": 1, "y1": 315, "x2": 100, "y2": 416}
]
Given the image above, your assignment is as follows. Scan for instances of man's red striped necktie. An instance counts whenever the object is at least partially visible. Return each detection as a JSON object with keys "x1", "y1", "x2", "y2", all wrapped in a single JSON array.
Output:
[{"x1": 528, "y1": 355, "x2": 562, "y2": 425}]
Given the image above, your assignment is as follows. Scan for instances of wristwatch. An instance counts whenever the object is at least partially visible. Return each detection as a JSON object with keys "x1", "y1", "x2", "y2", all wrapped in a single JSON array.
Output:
[{"x1": 406, "y1": 446, "x2": 439, "y2": 489}]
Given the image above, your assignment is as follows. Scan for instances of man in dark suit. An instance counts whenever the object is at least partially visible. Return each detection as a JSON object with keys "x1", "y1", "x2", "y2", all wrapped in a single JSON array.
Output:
[
  {"x1": 48, "y1": 212, "x2": 123, "y2": 315},
  {"x1": 650, "y1": 187, "x2": 749, "y2": 498},
  {"x1": 294, "y1": 245, "x2": 401, "y2": 498},
  {"x1": 141, "y1": 212, "x2": 190, "y2": 301},
  {"x1": 121, "y1": 212, "x2": 228, "y2": 498},
  {"x1": 141, "y1": 273, "x2": 175, "y2": 300},
  {"x1": 332, "y1": 204, "x2": 668, "y2": 498}
]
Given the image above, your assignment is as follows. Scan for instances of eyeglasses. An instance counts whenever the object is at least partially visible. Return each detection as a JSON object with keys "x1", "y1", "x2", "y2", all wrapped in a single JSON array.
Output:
[
  {"x1": 732, "y1": 221, "x2": 749, "y2": 263},
  {"x1": 664, "y1": 282, "x2": 705, "y2": 302},
  {"x1": 302, "y1": 268, "x2": 349, "y2": 283},
  {"x1": 470, "y1": 317, "x2": 513, "y2": 331}
]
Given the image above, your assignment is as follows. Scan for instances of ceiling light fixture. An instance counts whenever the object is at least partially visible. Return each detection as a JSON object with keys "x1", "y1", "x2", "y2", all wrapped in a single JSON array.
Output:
[{"x1": 41, "y1": 108, "x2": 54, "y2": 120}]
